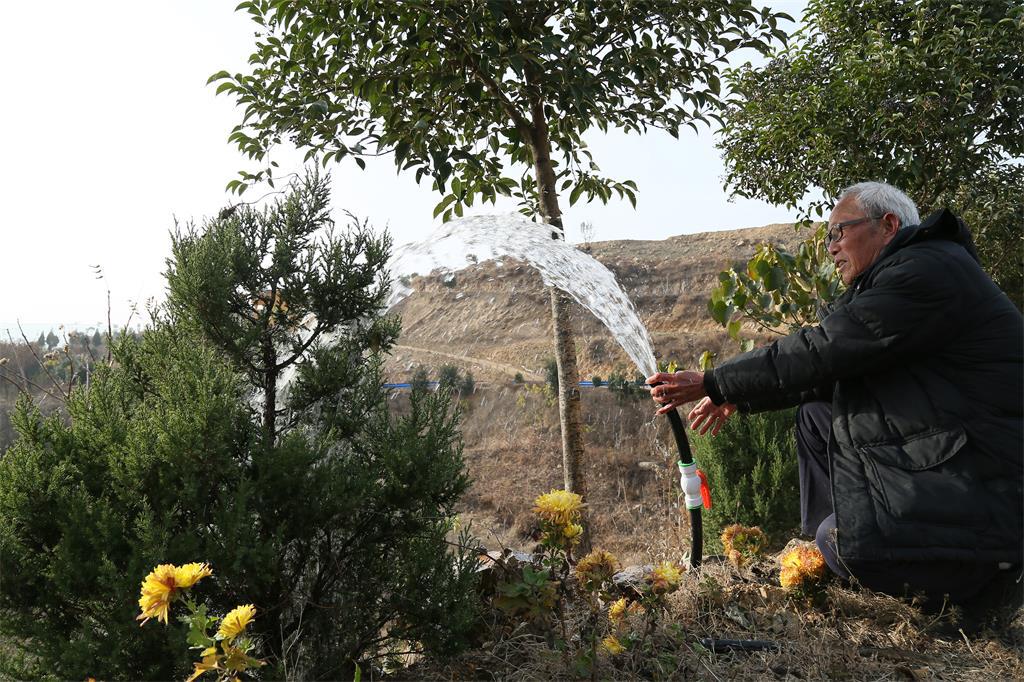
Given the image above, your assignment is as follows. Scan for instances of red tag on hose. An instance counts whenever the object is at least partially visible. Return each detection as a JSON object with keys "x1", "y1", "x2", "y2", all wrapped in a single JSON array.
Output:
[{"x1": 697, "y1": 469, "x2": 712, "y2": 510}]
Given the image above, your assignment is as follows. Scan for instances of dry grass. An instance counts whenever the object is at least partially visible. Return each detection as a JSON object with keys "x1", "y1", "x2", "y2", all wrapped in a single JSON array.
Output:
[
  {"x1": 394, "y1": 385, "x2": 1024, "y2": 681},
  {"x1": 457, "y1": 385, "x2": 686, "y2": 566}
]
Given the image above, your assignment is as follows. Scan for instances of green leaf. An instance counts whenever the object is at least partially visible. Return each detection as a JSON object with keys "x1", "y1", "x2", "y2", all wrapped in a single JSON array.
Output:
[
  {"x1": 569, "y1": 183, "x2": 584, "y2": 207},
  {"x1": 206, "y1": 70, "x2": 231, "y2": 85},
  {"x1": 766, "y1": 266, "x2": 786, "y2": 291},
  {"x1": 709, "y1": 300, "x2": 729, "y2": 325},
  {"x1": 432, "y1": 194, "x2": 457, "y2": 219}
]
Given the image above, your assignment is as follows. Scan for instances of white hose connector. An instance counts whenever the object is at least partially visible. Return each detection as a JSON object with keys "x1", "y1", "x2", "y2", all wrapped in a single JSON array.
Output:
[{"x1": 678, "y1": 461, "x2": 703, "y2": 510}]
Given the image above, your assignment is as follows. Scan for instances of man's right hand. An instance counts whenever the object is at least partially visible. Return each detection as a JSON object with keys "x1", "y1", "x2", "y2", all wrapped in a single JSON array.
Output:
[{"x1": 687, "y1": 397, "x2": 736, "y2": 436}]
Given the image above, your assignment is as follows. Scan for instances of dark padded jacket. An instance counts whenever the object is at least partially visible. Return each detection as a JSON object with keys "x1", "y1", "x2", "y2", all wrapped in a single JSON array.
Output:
[{"x1": 704, "y1": 210, "x2": 1023, "y2": 562}]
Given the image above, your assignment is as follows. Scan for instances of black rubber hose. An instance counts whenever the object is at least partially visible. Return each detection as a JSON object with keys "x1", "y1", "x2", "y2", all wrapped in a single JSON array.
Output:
[
  {"x1": 666, "y1": 408, "x2": 703, "y2": 570},
  {"x1": 700, "y1": 638, "x2": 780, "y2": 653}
]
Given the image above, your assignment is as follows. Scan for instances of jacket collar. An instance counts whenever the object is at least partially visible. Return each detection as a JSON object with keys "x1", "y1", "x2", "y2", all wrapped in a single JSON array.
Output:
[{"x1": 850, "y1": 209, "x2": 980, "y2": 290}]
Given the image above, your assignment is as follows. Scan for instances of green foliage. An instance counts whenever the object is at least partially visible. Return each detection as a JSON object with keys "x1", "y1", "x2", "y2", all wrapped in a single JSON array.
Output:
[
  {"x1": 438, "y1": 363, "x2": 462, "y2": 392},
  {"x1": 606, "y1": 369, "x2": 640, "y2": 400},
  {"x1": 697, "y1": 351, "x2": 716, "y2": 371},
  {"x1": 0, "y1": 332, "x2": 115, "y2": 452},
  {"x1": 165, "y1": 171, "x2": 391, "y2": 443},
  {"x1": 709, "y1": 224, "x2": 841, "y2": 346},
  {"x1": 718, "y1": 0, "x2": 1024, "y2": 306},
  {"x1": 460, "y1": 371, "x2": 475, "y2": 395},
  {"x1": 494, "y1": 564, "x2": 559, "y2": 623},
  {"x1": 691, "y1": 409, "x2": 800, "y2": 551},
  {"x1": 411, "y1": 365, "x2": 432, "y2": 394},
  {"x1": 544, "y1": 358, "x2": 559, "y2": 393},
  {"x1": 0, "y1": 183, "x2": 478, "y2": 679},
  {"x1": 513, "y1": 372, "x2": 525, "y2": 384},
  {"x1": 215, "y1": 1, "x2": 789, "y2": 218},
  {"x1": 590, "y1": 375, "x2": 602, "y2": 387}
]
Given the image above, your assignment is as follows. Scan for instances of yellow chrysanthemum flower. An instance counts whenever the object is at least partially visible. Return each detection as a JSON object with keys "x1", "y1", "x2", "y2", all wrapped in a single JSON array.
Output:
[
  {"x1": 575, "y1": 549, "x2": 619, "y2": 591},
  {"x1": 647, "y1": 560, "x2": 684, "y2": 594},
  {"x1": 779, "y1": 566, "x2": 802, "y2": 589},
  {"x1": 608, "y1": 597, "x2": 629, "y2": 625},
  {"x1": 778, "y1": 545, "x2": 827, "y2": 590},
  {"x1": 137, "y1": 562, "x2": 213, "y2": 625},
  {"x1": 137, "y1": 564, "x2": 177, "y2": 625},
  {"x1": 532, "y1": 489, "x2": 583, "y2": 526},
  {"x1": 601, "y1": 635, "x2": 626, "y2": 656},
  {"x1": 175, "y1": 562, "x2": 213, "y2": 589},
  {"x1": 218, "y1": 604, "x2": 257, "y2": 642},
  {"x1": 562, "y1": 522, "x2": 584, "y2": 541}
]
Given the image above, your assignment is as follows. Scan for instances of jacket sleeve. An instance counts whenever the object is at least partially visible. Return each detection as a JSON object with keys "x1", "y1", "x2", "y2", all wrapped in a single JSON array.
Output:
[
  {"x1": 711, "y1": 248, "x2": 961, "y2": 407},
  {"x1": 706, "y1": 371, "x2": 831, "y2": 413}
]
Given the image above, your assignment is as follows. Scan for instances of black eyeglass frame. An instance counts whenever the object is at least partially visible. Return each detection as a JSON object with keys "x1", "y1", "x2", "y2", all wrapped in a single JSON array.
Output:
[{"x1": 824, "y1": 214, "x2": 885, "y2": 247}]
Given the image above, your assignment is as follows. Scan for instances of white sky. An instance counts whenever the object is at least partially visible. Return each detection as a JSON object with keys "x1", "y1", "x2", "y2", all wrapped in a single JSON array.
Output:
[{"x1": 0, "y1": 1, "x2": 807, "y2": 336}]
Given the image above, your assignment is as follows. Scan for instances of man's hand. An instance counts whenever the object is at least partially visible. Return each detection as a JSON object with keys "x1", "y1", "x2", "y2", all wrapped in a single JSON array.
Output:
[
  {"x1": 646, "y1": 370, "x2": 707, "y2": 415},
  {"x1": 687, "y1": 397, "x2": 737, "y2": 436}
]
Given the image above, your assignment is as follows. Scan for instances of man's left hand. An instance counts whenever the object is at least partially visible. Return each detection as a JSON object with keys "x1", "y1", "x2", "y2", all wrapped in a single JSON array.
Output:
[{"x1": 646, "y1": 370, "x2": 707, "y2": 415}]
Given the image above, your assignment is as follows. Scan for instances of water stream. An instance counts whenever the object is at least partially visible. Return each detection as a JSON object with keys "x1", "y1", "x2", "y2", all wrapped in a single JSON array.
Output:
[
  {"x1": 385, "y1": 213, "x2": 659, "y2": 377},
  {"x1": 277, "y1": 213, "x2": 662, "y2": 402}
]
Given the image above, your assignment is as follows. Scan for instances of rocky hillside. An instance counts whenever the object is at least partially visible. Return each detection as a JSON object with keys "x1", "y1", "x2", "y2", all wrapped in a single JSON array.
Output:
[{"x1": 385, "y1": 222, "x2": 804, "y2": 382}]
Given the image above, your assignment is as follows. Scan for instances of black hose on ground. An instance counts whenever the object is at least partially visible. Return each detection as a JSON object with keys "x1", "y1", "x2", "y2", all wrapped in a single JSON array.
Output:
[
  {"x1": 699, "y1": 638, "x2": 780, "y2": 653},
  {"x1": 666, "y1": 408, "x2": 703, "y2": 570}
]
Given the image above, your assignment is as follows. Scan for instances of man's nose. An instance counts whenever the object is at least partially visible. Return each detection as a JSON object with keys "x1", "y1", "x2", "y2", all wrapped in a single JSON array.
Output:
[{"x1": 827, "y1": 237, "x2": 841, "y2": 256}]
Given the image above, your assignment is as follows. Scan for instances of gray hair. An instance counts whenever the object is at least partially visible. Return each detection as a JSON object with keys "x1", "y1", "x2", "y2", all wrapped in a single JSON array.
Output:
[{"x1": 838, "y1": 182, "x2": 920, "y2": 229}]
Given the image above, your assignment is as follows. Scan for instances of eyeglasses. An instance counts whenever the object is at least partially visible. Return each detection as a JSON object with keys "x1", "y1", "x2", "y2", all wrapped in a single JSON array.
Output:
[{"x1": 825, "y1": 215, "x2": 883, "y2": 247}]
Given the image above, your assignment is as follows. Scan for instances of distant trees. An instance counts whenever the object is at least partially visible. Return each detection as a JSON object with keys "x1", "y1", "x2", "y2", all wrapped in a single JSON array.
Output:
[{"x1": 213, "y1": 1, "x2": 791, "y2": 534}]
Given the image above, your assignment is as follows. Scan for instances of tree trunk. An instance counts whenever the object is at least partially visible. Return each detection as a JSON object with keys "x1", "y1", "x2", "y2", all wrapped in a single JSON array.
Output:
[
  {"x1": 527, "y1": 92, "x2": 591, "y2": 553},
  {"x1": 262, "y1": 332, "x2": 278, "y2": 445}
]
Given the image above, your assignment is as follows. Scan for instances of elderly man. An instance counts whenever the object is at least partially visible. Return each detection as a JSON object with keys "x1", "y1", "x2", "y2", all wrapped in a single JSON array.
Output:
[{"x1": 648, "y1": 182, "x2": 1023, "y2": 615}]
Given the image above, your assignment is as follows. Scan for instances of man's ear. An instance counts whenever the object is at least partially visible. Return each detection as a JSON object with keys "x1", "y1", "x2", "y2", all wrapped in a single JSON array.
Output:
[{"x1": 880, "y1": 212, "x2": 901, "y2": 240}]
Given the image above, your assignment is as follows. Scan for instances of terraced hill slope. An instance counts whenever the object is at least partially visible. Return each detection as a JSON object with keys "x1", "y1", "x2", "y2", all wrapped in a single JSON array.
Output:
[{"x1": 385, "y1": 222, "x2": 804, "y2": 382}]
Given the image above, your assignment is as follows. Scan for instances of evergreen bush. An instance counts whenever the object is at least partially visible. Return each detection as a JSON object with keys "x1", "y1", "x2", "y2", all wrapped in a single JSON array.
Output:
[
  {"x1": 0, "y1": 173, "x2": 478, "y2": 679},
  {"x1": 410, "y1": 365, "x2": 432, "y2": 393},
  {"x1": 544, "y1": 358, "x2": 559, "y2": 392},
  {"x1": 690, "y1": 408, "x2": 800, "y2": 552},
  {"x1": 606, "y1": 369, "x2": 639, "y2": 399},
  {"x1": 438, "y1": 363, "x2": 462, "y2": 392}
]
